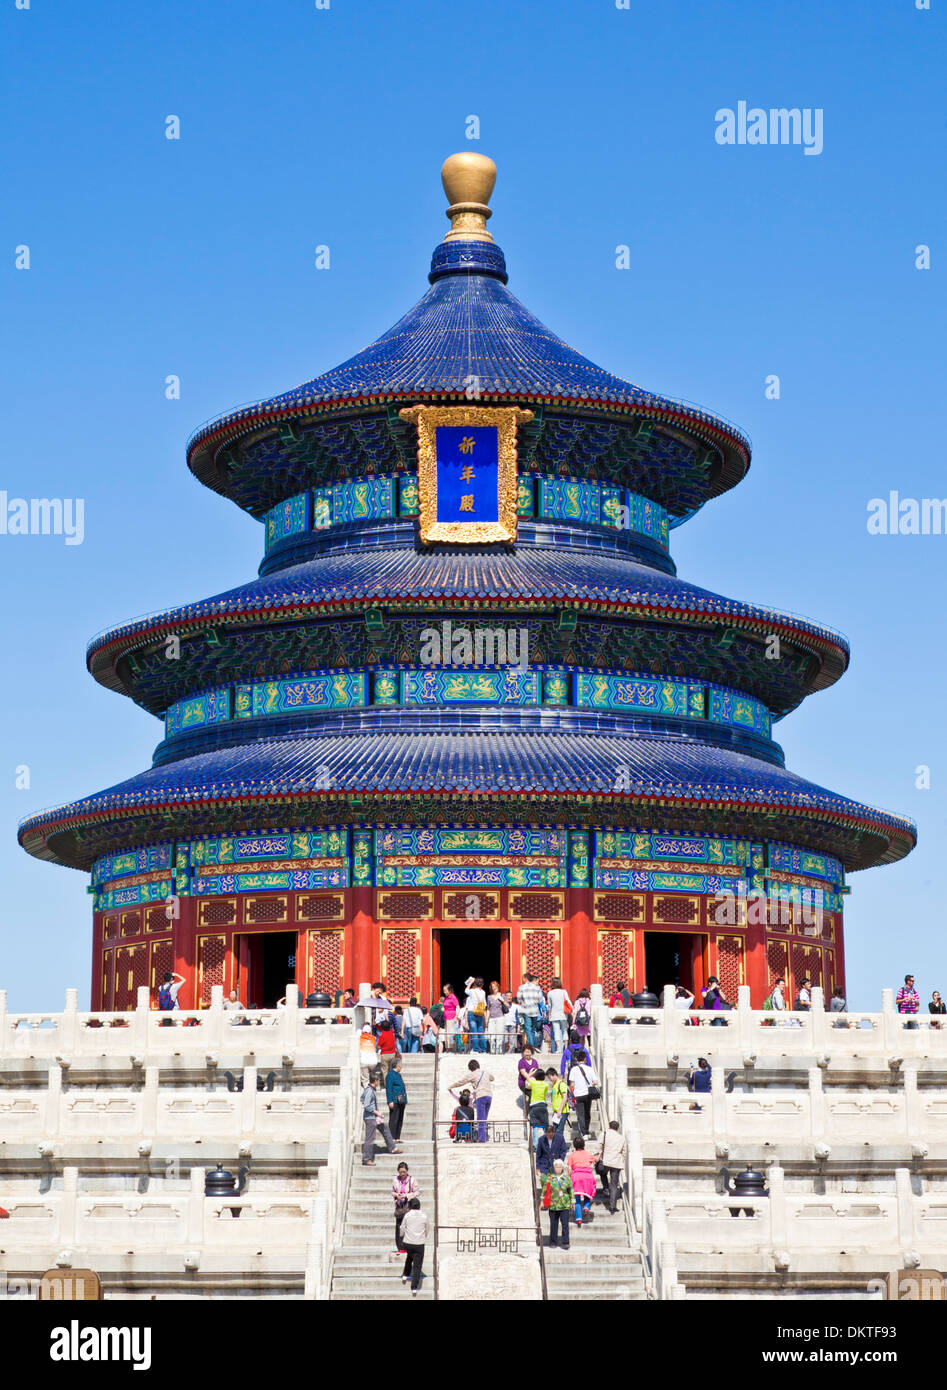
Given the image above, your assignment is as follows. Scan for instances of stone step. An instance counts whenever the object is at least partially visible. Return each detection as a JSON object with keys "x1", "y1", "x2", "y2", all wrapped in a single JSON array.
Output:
[
  {"x1": 547, "y1": 1288, "x2": 647, "y2": 1301},
  {"x1": 330, "y1": 1278, "x2": 434, "y2": 1299},
  {"x1": 544, "y1": 1263, "x2": 645, "y2": 1281}
]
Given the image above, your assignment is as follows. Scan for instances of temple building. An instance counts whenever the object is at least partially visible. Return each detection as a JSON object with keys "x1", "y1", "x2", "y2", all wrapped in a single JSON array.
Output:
[{"x1": 18, "y1": 154, "x2": 915, "y2": 1011}]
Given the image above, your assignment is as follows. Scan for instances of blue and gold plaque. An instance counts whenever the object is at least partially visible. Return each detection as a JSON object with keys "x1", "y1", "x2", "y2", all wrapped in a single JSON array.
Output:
[{"x1": 400, "y1": 404, "x2": 532, "y2": 544}]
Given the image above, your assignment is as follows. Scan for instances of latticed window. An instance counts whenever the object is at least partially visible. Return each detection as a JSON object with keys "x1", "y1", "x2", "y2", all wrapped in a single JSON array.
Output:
[
  {"x1": 145, "y1": 906, "x2": 168, "y2": 933},
  {"x1": 378, "y1": 892, "x2": 434, "y2": 921},
  {"x1": 116, "y1": 944, "x2": 149, "y2": 1011},
  {"x1": 383, "y1": 930, "x2": 418, "y2": 1000},
  {"x1": 716, "y1": 935, "x2": 743, "y2": 1001},
  {"x1": 600, "y1": 932, "x2": 633, "y2": 997},
  {"x1": 509, "y1": 893, "x2": 563, "y2": 920},
  {"x1": 767, "y1": 939, "x2": 788, "y2": 988},
  {"x1": 198, "y1": 935, "x2": 227, "y2": 1005},
  {"x1": 102, "y1": 915, "x2": 119, "y2": 940},
  {"x1": 310, "y1": 931, "x2": 342, "y2": 995},
  {"x1": 792, "y1": 943, "x2": 822, "y2": 994},
  {"x1": 653, "y1": 896, "x2": 699, "y2": 925},
  {"x1": 523, "y1": 931, "x2": 558, "y2": 991},
  {"x1": 245, "y1": 896, "x2": 288, "y2": 924},
  {"x1": 199, "y1": 898, "x2": 237, "y2": 927},
  {"x1": 297, "y1": 894, "x2": 344, "y2": 921},
  {"x1": 149, "y1": 939, "x2": 174, "y2": 1001},
  {"x1": 120, "y1": 911, "x2": 142, "y2": 938},
  {"x1": 594, "y1": 894, "x2": 644, "y2": 923}
]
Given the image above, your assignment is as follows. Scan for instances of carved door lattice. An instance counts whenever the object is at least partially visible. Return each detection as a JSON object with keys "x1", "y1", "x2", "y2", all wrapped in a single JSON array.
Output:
[
  {"x1": 197, "y1": 934, "x2": 227, "y2": 1006},
  {"x1": 101, "y1": 948, "x2": 114, "y2": 1010},
  {"x1": 149, "y1": 939, "x2": 174, "y2": 1003},
  {"x1": 767, "y1": 939, "x2": 789, "y2": 990},
  {"x1": 309, "y1": 930, "x2": 343, "y2": 996},
  {"x1": 521, "y1": 930, "x2": 559, "y2": 991},
  {"x1": 382, "y1": 930, "x2": 420, "y2": 1001},
  {"x1": 599, "y1": 932, "x2": 634, "y2": 997},
  {"x1": 115, "y1": 944, "x2": 148, "y2": 1012},
  {"x1": 715, "y1": 934, "x2": 744, "y2": 1001}
]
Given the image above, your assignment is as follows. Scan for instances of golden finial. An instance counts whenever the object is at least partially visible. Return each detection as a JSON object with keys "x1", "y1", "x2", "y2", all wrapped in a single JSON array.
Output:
[{"x1": 441, "y1": 152, "x2": 496, "y2": 243}]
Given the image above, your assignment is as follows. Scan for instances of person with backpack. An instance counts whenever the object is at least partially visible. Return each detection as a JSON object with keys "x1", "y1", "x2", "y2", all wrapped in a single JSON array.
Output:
[
  {"x1": 526, "y1": 1068, "x2": 552, "y2": 1149},
  {"x1": 402, "y1": 996, "x2": 424, "y2": 1053},
  {"x1": 448, "y1": 1060, "x2": 494, "y2": 1142},
  {"x1": 157, "y1": 971, "x2": 185, "y2": 1013},
  {"x1": 450, "y1": 1089, "x2": 474, "y2": 1142},
  {"x1": 572, "y1": 988, "x2": 593, "y2": 1047},
  {"x1": 702, "y1": 976, "x2": 730, "y2": 1027},
  {"x1": 794, "y1": 977, "x2": 812, "y2": 1012}
]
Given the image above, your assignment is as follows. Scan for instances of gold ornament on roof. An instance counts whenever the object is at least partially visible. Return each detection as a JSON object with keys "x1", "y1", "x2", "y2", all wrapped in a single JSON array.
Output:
[{"x1": 441, "y1": 152, "x2": 497, "y2": 243}]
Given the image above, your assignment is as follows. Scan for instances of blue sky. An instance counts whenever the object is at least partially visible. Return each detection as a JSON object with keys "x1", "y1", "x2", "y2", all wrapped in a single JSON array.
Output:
[{"x1": 1, "y1": 0, "x2": 943, "y2": 1010}]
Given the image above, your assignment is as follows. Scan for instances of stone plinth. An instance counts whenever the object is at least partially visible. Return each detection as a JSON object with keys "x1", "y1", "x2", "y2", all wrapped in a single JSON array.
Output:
[{"x1": 438, "y1": 1251, "x2": 543, "y2": 1301}]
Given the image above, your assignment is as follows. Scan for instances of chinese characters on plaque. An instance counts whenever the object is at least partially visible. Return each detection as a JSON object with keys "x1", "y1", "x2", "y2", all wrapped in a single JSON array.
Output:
[{"x1": 400, "y1": 404, "x2": 532, "y2": 544}]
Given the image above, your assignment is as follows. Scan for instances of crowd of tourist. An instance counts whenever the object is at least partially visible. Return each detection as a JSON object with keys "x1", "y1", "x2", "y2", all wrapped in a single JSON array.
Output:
[
  {"x1": 354, "y1": 971, "x2": 626, "y2": 1289},
  {"x1": 349, "y1": 967, "x2": 947, "y2": 1294}
]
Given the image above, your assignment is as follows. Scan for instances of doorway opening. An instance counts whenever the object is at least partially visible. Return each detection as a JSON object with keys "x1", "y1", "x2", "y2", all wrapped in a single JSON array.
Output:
[
  {"x1": 235, "y1": 931, "x2": 298, "y2": 1008},
  {"x1": 433, "y1": 928, "x2": 508, "y2": 1001},
  {"x1": 643, "y1": 932, "x2": 706, "y2": 998}
]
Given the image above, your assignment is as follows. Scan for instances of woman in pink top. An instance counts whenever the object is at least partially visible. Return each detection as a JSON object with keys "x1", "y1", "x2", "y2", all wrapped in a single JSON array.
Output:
[
  {"x1": 441, "y1": 984, "x2": 461, "y2": 1054},
  {"x1": 567, "y1": 1138, "x2": 598, "y2": 1225}
]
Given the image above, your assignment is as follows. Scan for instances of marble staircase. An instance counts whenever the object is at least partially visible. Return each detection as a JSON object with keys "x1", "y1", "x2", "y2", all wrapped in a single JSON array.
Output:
[{"x1": 329, "y1": 1056, "x2": 436, "y2": 1300}]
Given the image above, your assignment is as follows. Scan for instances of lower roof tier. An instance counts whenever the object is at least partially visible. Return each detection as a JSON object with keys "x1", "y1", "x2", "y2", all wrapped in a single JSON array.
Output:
[
  {"x1": 19, "y1": 728, "x2": 915, "y2": 873},
  {"x1": 86, "y1": 547, "x2": 850, "y2": 711}
]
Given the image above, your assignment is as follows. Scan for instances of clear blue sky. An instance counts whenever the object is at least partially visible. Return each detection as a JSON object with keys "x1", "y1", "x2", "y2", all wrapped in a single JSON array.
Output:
[{"x1": 1, "y1": 0, "x2": 943, "y2": 1010}]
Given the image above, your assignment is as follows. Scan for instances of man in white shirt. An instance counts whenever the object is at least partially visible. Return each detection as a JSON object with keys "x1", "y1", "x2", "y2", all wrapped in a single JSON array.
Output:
[
  {"x1": 399, "y1": 1198, "x2": 430, "y2": 1294},
  {"x1": 770, "y1": 977, "x2": 786, "y2": 1011},
  {"x1": 402, "y1": 996, "x2": 424, "y2": 1053}
]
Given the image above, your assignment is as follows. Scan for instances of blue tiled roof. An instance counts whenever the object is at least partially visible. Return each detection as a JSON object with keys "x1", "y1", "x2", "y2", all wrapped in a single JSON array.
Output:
[
  {"x1": 86, "y1": 548, "x2": 849, "y2": 689},
  {"x1": 186, "y1": 239, "x2": 751, "y2": 494},
  {"x1": 18, "y1": 729, "x2": 916, "y2": 871}
]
